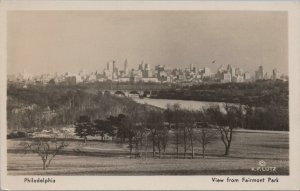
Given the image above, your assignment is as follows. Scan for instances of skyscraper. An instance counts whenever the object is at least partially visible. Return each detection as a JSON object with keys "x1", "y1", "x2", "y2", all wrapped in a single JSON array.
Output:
[
  {"x1": 255, "y1": 65, "x2": 264, "y2": 80},
  {"x1": 203, "y1": 67, "x2": 211, "y2": 77},
  {"x1": 124, "y1": 59, "x2": 128, "y2": 75},
  {"x1": 272, "y1": 69, "x2": 277, "y2": 80},
  {"x1": 189, "y1": 63, "x2": 194, "y2": 72}
]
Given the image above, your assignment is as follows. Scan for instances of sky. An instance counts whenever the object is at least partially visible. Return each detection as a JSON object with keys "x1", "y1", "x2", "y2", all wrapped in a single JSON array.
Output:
[{"x1": 7, "y1": 11, "x2": 288, "y2": 75}]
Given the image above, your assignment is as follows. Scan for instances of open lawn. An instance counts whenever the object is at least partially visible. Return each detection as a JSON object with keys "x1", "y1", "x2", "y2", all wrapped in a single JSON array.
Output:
[{"x1": 7, "y1": 130, "x2": 289, "y2": 175}]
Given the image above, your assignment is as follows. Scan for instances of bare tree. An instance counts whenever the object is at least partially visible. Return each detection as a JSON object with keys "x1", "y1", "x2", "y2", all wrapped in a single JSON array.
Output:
[
  {"x1": 222, "y1": 104, "x2": 240, "y2": 156},
  {"x1": 23, "y1": 135, "x2": 69, "y2": 170},
  {"x1": 160, "y1": 126, "x2": 169, "y2": 158},
  {"x1": 182, "y1": 110, "x2": 198, "y2": 159},
  {"x1": 144, "y1": 129, "x2": 151, "y2": 159},
  {"x1": 132, "y1": 124, "x2": 147, "y2": 158},
  {"x1": 156, "y1": 126, "x2": 169, "y2": 159},
  {"x1": 164, "y1": 103, "x2": 181, "y2": 158},
  {"x1": 146, "y1": 110, "x2": 164, "y2": 158},
  {"x1": 204, "y1": 104, "x2": 240, "y2": 156},
  {"x1": 198, "y1": 125, "x2": 218, "y2": 158}
]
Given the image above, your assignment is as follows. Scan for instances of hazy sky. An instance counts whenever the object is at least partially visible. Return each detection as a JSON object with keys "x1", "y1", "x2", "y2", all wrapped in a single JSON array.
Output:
[{"x1": 8, "y1": 11, "x2": 288, "y2": 75}]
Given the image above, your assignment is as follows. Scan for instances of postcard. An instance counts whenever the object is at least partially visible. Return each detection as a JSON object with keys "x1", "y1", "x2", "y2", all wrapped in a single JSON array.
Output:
[{"x1": 0, "y1": 0, "x2": 299, "y2": 190}]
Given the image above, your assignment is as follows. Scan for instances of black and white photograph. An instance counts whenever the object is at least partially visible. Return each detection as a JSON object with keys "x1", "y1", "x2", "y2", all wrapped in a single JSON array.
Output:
[{"x1": 1, "y1": 1, "x2": 300, "y2": 190}]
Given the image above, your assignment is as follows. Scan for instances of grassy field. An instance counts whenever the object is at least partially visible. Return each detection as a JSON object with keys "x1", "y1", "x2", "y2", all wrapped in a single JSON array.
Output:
[{"x1": 7, "y1": 130, "x2": 289, "y2": 175}]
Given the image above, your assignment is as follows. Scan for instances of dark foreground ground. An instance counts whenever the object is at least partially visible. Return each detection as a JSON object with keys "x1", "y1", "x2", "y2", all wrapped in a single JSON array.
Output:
[{"x1": 7, "y1": 130, "x2": 289, "y2": 175}]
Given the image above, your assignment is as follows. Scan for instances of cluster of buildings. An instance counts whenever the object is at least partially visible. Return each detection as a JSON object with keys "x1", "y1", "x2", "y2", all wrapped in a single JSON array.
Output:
[
  {"x1": 254, "y1": 66, "x2": 284, "y2": 81},
  {"x1": 8, "y1": 60, "x2": 288, "y2": 86}
]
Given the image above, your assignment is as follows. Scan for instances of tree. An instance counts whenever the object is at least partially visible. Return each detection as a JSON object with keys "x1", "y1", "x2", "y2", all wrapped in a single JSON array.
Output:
[
  {"x1": 93, "y1": 119, "x2": 107, "y2": 141},
  {"x1": 198, "y1": 123, "x2": 218, "y2": 158},
  {"x1": 115, "y1": 114, "x2": 129, "y2": 142},
  {"x1": 179, "y1": 111, "x2": 188, "y2": 159},
  {"x1": 204, "y1": 104, "x2": 239, "y2": 156},
  {"x1": 222, "y1": 104, "x2": 240, "y2": 156},
  {"x1": 132, "y1": 124, "x2": 147, "y2": 158},
  {"x1": 146, "y1": 110, "x2": 164, "y2": 158},
  {"x1": 23, "y1": 135, "x2": 69, "y2": 170},
  {"x1": 115, "y1": 106, "x2": 142, "y2": 158},
  {"x1": 156, "y1": 126, "x2": 169, "y2": 158},
  {"x1": 164, "y1": 103, "x2": 181, "y2": 158},
  {"x1": 183, "y1": 110, "x2": 199, "y2": 159},
  {"x1": 93, "y1": 117, "x2": 116, "y2": 141},
  {"x1": 74, "y1": 115, "x2": 93, "y2": 143}
]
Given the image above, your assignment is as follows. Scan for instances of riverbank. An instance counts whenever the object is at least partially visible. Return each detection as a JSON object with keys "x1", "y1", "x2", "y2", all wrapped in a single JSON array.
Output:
[
  {"x1": 150, "y1": 80, "x2": 288, "y2": 108},
  {"x1": 132, "y1": 97, "x2": 222, "y2": 110}
]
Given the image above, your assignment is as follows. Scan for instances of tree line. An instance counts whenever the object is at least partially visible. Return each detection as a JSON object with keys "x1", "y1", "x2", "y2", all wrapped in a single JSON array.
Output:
[
  {"x1": 8, "y1": 82, "x2": 288, "y2": 135},
  {"x1": 75, "y1": 103, "x2": 264, "y2": 159},
  {"x1": 7, "y1": 84, "x2": 147, "y2": 132},
  {"x1": 154, "y1": 80, "x2": 288, "y2": 108}
]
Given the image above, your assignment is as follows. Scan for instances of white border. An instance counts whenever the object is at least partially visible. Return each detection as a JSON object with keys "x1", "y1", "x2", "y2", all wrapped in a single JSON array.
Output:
[{"x1": 1, "y1": 1, "x2": 300, "y2": 190}]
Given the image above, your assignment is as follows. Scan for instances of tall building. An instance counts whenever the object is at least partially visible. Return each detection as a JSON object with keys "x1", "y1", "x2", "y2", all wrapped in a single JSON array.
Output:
[
  {"x1": 189, "y1": 63, "x2": 194, "y2": 72},
  {"x1": 124, "y1": 59, "x2": 128, "y2": 75},
  {"x1": 272, "y1": 69, "x2": 278, "y2": 80},
  {"x1": 22, "y1": 69, "x2": 30, "y2": 80},
  {"x1": 106, "y1": 61, "x2": 114, "y2": 73},
  {"x1": 244, "y1": 72, "x2": 251, "y2": 81},
  {"x1": 255, "y1": 65, "x2": 264, "y2": 80},
  {"x1": 221, "y1": 73, "x2": 231, "y2": 83},
  {"x1": 144, "y1": 63, "x2": 151, "y2": 78},
  {"x1": 138, "y1": 61, "x2": 145, "y2": 71},
  {"x1": 264, "y1": 72, "x2": 269, "y2": 80},
  {"x1": 203, "y1": 67, "x2": 211, "y2": 77},
  {"x1": 226, "y1": 64, "x2": 235, "y2": 77},
  {"x1": 145, "y1": 63, "x2": 150, "y2": 71},
  {"x1": 105, "y1": 60, "x2": 116, "y2": 80},
  {"x1": 230, "y1": 66, "x2": 236, "y2": 77},
  {"x1": 218, "y1": 65, "x2": 226, "y2": 73}
]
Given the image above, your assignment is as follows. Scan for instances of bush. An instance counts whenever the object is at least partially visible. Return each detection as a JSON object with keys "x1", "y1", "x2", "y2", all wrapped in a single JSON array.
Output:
[{"x1": 7, "y1": 131, "x2": 28, "y2": 139}]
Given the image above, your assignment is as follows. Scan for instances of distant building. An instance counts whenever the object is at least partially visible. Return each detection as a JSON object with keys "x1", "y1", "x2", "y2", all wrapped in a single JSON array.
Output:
[
  {"x1": 75, "y1": 74, "x2": 83, "y2": 83},
  {"x1": 264, "y1": 72, "x2": 269, "y2": 80},
  {"x1": 155, "y1": 65, "x2": 165, "y2": 72},
  {"x1": 203, "y1": 67, "x2": 211, "y2": 77},
  {"x1": 130, "y1": 76, "x2": 143, "y2": 83},
  {"x1": 232, "y1": 75, "x2": 244, "y2": 83},
  {"x1": 118, "y1": 77, "x2": 130, "y2": 82},
  {"x1": 103, "y1": 69, "x2": 113, "y2": 80},
  {"x1": 227, "y1": 65, "x2": 235, "y2": 77},
  {"x1": 131, "y1": 69, "x2": 143, "y2": 78},
  {"x1": 106, "y1": 60, "x2": 117, "y2": 79},
  {"x1": 106, "y1": 61, "x2": 112, "y2": 72},
  {"x1": 235, "y1": 68, "x2": 243, "y2": 76},
  {"x1": 255, "y1": 65, "x2": 264, "y2": 80},
  {"x1": 124, "y1": 59, "x2": 129, "y2": 75},
  {"x1": 272, "y1": 69, "x2": 278, "y2": 80},
  {"x1": 218, "y1": 65, "x2": 226, "y2": 73},
  {"x1": 244, "y1": 72, "x2": 251, "y2": 81},
  {"x1": 64, "y1": 76, "x2": 76, "y2": 85},
  {"x1": 280, "y1": 74, "x2": 288, "y2": 82},
  {"x1": 189, "y1": 63, "x2": 195, "y2": 72},
  {"x1": 143, "y1": 63, "x2": 152, "y2": 78},
  {"x1": 141, "y1": 77, "x2": 159, "y2": 83},
  {"x1": 221, "y1": 73, "x2": 231, "y2": 83}
]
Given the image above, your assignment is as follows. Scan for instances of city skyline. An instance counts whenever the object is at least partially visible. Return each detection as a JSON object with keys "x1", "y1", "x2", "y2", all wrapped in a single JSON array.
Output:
[{"x1": 8, "y1": 11, "x2": 288, "y2": 75}]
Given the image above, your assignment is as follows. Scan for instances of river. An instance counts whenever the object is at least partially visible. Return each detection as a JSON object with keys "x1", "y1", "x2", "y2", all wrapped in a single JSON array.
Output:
[{"x1": 132, "y1": 97, "x2": 223, "y2": 110}]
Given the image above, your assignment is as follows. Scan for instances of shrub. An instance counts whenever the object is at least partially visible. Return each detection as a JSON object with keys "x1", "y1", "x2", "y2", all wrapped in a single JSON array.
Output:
[{"x1": 7, "y1": 131, "x2": 27, "y2": 139}]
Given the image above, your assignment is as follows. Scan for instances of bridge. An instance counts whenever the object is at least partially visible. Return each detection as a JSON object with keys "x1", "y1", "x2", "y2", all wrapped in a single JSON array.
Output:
[
  {"x1": 96, "y1": 83, "x2": 171, "y2": 97},
  {"x1": 99, "y1": 89, "x2": 159, "y2": 97}
]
